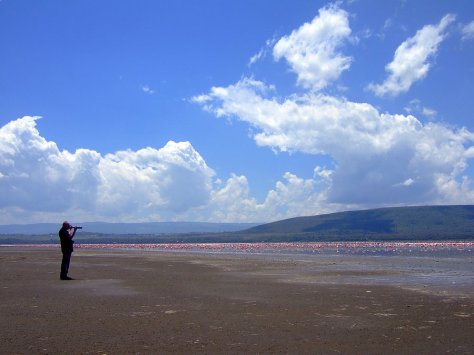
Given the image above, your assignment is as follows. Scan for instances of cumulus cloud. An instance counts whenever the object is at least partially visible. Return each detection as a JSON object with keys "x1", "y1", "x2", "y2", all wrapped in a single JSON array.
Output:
[
  {"x1": 193, "y1": 6, "x2": 474, "y2": 218},
  {"x1": 0, "y1": 116, "x2": 214, "y2": 223},
  {"x1": 194, "y1": 78, "x2": 422, "y2": 157},
  {"x1": 0, "y1": 116, "x2": 101, "y2": 213},
  {"x1": 0, "y1": 116, "x2": 348, "y2": 223},
  {"x1": 368, "y1": 14, "x2": 455, "y2": 97},
  {"x1": 272, "y1": 4, "x2": 352, "y2": 91},
  {"x1": 194, "y1": 77, "x2": 474, "y2": 206},
  {"x1": 5, "y1": 6, "x2": 471, "y2": 224},
  {"x1": 197, "y1": 172, "x2": 335, "y2": 223}
]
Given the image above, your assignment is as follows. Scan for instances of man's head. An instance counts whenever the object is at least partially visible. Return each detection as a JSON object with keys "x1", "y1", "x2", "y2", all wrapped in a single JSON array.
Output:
[{"x1": 62, "y1": 221, "x2": 72, "y2": 229}]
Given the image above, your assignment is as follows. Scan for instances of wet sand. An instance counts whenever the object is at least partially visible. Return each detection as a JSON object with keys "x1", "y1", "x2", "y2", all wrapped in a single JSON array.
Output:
[{"x1": 1, "y1": 247, "x2": 473, "y2": 354}]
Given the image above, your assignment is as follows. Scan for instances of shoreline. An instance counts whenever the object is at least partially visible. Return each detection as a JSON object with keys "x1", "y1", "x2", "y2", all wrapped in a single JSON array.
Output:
[{"x1": 1, "y1": 247, "x2": 473, "y2": 353}]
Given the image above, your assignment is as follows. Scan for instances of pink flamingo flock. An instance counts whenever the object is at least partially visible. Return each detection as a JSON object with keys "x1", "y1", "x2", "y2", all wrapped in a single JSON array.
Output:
[
  {"x1": 4, "y1": 241, "x2": 472, "y2": 255},
  {"x1": 71, "y1": 241, "x2": 473, "y2": 254}
]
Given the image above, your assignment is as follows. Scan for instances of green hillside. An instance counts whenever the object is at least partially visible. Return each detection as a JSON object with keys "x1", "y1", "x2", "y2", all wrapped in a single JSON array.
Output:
[
  {"x1": 242, "y1": 205, "x2": 474, "y2": 241},
  {"x1": 1, "y1": 206, "x2": 473, "y2": 244}
]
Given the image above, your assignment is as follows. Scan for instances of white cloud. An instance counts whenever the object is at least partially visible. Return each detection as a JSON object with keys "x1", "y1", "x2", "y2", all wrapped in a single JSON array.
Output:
[
  {"x1": 2, "y1": 116, "x2": 335, "y2": 223},
  {"x1": 404, "y1": 99, "x2": 437, "y2": 118},
  {"x1": 368, "y1": 14, "x2": 455, "y2": 97},
  {"x1": 461, "y1": 20, "x2": 474, "y2": 41},
  {"x1": 248, "y1": 39, "x2": 276, "y2": 67},
  {"x1": 141, "y1": 85, "x2": 155, "y2": 94},
  {"x1": 0, "y1": 116, "x2": 101, "y2": 214},
  {"x1": 194, "y1": 77, "x2": 474, "y2": 206},
  {"x1": 0, "y1": 116, "x2": 214, "y2": 223},
  {"x1": 4, "y1": 6, "x2": 472, "y2": 224},
  {"x1": 383, "y1": 18, "x2": 393, "y2": 31},
  {"x1": 194, "y1": 78, "x2": 421, "y2": 156},
  {"x1": 248, "y1": 49, "x2": 265, "y2": 67},
  {"x1": 193, "y1": 6, "x2": 474, "y2": 218},
  {"x1": 272, "y1": 4, "x2": 352, "y2": 92},
  {"x1": 394, "y1": 178, "x2": 415, "y2": 187},
  {"x1": 197, "y1": 172, "x2": 336, "y2": 223},
  {"x1": 421, "y1": 107, "x2": 437, "y2": 118}
]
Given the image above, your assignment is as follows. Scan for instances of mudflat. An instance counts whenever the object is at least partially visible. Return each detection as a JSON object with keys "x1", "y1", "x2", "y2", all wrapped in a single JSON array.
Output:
[{"x1": 1, "y1": 247, "x2": 472, "y2": 354}]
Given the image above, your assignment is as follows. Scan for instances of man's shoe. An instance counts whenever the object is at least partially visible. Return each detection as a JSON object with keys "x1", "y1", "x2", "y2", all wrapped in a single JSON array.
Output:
[{"x1": 60, "y1": 276, "x2": 74, "y2": 280}]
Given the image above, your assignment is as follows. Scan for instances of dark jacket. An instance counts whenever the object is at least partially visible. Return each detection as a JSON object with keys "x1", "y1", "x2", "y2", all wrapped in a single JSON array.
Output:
[{"x1": 59, "y1": 227, "x2": 74, "y2": 253}]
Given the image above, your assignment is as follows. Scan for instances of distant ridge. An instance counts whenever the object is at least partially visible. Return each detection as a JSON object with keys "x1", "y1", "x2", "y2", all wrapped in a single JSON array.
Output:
[
  {"x1": 0, "y1": 221, "x2": 259, "y2": 235},
  {"x1": 243, "y1": 205, "x2": 474, "y2": 240}
]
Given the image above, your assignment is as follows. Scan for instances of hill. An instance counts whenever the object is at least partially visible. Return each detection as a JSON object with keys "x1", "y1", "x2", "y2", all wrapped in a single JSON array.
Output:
[
  {"x1": 241, "y1": 205, "x2": 474, "y2": 241},
  {"x1": 1, "y1": 206, "x2": 472, "y2": 244}
]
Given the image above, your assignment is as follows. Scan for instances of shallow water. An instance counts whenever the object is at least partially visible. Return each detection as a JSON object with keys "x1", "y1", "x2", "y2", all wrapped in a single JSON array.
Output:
[
  {"x1": 75, "y1": 240, "x2": 474, "y2": 257},
  {"x1": 72, "y1": 241, "x2": 473, "y2": 298}
]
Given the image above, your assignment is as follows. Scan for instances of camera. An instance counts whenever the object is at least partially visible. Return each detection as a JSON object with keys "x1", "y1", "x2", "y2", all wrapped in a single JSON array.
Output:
[{"x1": 73, "y1": 226, "x2": 83, "y2": 229}]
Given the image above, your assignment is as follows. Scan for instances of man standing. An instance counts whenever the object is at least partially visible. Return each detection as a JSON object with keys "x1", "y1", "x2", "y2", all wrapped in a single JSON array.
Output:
[{"x1": 58, "y1": 221, "x2": 78, "y2": 280}]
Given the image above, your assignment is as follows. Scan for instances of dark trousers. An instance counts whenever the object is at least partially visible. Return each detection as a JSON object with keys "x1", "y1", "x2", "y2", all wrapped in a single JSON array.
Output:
[{"x1": 60, "y1": 251, "x2": 72, "y2": 278}]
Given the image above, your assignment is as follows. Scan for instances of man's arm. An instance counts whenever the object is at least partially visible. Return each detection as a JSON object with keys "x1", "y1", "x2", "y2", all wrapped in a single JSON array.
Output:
[{"x1": 70, "y1": 227, "x2": 78, "y2": 238}]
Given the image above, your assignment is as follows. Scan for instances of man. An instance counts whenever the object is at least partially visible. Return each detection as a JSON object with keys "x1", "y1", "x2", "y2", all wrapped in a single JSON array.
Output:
[{"x1": 58, "y1": 221, "x2": 78, "y2": 280}]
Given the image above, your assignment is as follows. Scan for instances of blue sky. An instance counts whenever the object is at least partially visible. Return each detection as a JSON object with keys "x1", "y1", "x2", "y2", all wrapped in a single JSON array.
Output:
[{"x1": 1, "y1": 0, "x2": 474, "y2": 224}]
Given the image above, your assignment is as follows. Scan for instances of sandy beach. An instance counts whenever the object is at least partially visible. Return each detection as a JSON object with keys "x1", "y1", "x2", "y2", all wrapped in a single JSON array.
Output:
[{"x1": 1, "y1": 246, "x2": 473, "y2": 354}]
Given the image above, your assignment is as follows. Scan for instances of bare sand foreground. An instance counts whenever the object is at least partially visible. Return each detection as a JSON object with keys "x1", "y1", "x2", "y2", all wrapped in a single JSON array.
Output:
[{"x1": 1, "y1": 247, "x2": 473, "y2": 354}]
